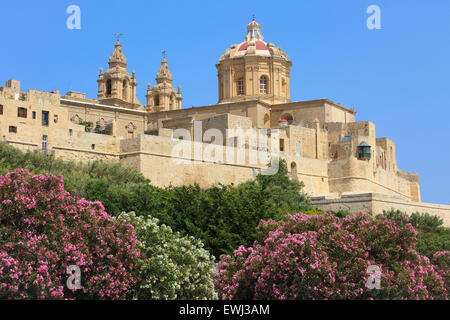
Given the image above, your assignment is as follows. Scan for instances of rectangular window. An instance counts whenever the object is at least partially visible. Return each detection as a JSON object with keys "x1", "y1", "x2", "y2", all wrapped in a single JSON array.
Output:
[
  {"x1": 69, "y1": 129, "x2": 73, "y2": 136},
  {"x1": 237, "y1": 78, "x2": 244, "y2": 95},
  {"x1": 280, "y1": 139, "x2": 285, "y2": 152},
  {"x1": 42, "y1": 111, "x2": 49, "y2": 126},
  {"x1": 42, "y1": 135, "x2": 47, "y2": 155},
  {"x1": 260, "y1": 77, "x2": 268, "y2": 94},
  {"x1": 18, "y1": 107, "x2": 27, "y2": 118},
  {"x1": 0, "y1": 104, "x2": 3, "y2": 115},
  {"x1": 9, "y1": 126, "x2": 17, "y2": 133},
  {"x1": 296, "y1": 141, "x2": 301, "y2": 157},
  {"x1": 32, "y1": 111, "x2": 36, "y2": 119}
]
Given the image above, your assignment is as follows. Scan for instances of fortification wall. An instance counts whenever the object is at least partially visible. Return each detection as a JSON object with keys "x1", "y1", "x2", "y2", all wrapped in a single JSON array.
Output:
[
  {"x1": 328, "y1": 157, "x2": 413, "y2": 201},
  {"x1": 283, "y1": 154, "x2": 329, "y2": 196},
  {"x1": 120, "y1": 134, "x2": 265, "y2": 188},
  {"x1": 311, "y1": 192, "x2": 450, "y2": 227}
]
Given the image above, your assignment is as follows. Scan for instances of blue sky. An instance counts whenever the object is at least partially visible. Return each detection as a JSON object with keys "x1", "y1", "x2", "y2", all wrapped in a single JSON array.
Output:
[{"x1": 0, "y1": 0, "x2": 449, "y2": 204}]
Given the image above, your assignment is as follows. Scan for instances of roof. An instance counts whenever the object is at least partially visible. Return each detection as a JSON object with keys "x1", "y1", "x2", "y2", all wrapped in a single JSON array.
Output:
[{"x1": 234, "y1": 40, "x2": 271, "y2": 58}]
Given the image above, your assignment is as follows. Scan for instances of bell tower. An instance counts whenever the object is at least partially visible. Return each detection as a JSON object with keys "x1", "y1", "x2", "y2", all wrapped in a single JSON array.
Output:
[
  {"x1": 146, "y1": 57, "x2": 183, "y2": 112},
  {"x1": 216, "y1": 18, "x2": 292, "y2": 105},
  {"x1": 97, "y1": 39, "x2": 143, "y2": 110}
]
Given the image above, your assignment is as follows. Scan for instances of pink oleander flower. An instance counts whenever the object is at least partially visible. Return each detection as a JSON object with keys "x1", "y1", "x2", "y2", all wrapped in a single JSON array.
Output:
[
  {"x1": 216, "y1": 212, "x2": 448, "y2": 300},
  {"x1": 0, "y1": 169, "x2": 141, "y2": 300}
]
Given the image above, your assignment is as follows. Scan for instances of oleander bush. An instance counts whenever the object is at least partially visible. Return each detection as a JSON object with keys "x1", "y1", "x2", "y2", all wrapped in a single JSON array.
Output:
[
  {"x1": 119, "y1": 212, "x2": 217, "y2": 300},
  {"x1": 216, "y1": 213, "x2": 448, "y2": 300},
  {"x1": 0, "y1": 169, "x2": 141, "y2": 299},
  {"x1": 431, "y1": 251, "x2": 450, "y2": 288},
  {"x1": 382, "y1": 210, "x2": 450, "y2": 259}
]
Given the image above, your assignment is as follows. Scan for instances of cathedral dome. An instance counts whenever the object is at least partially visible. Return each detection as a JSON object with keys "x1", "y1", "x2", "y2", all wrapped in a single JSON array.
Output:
[
  {"x1": 219, "y1": 18, "x2": 289, "y2": 61},
  {"x1": 233, "y1": 18, "x2": 271, "y2": 58},
  {"x1": 216, "y1": 18, "x2": 292, "y2": 104},
  {"x1": 234, "y1": 40, "x2": 270, "y2": 58}
]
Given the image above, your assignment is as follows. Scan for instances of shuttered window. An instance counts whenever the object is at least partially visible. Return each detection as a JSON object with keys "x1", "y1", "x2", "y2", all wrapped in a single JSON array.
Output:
[{"x1": 18, "y1": 107, "x2": 27, "y2": 118}]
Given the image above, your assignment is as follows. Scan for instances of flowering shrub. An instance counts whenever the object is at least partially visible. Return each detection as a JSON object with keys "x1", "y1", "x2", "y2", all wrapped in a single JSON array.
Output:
[
  {"x1": 0, "y1": 169, "x2": 141, "y2": 299},
  {"x1": 119, "y1": 212, "x2": 217, "y2": 300},
  {"x1": 431, "y1": 251, "x2": 450, "y2": 288},
  {"x1": 216, "y1": 213, "x2": 448, "y2": 300}
]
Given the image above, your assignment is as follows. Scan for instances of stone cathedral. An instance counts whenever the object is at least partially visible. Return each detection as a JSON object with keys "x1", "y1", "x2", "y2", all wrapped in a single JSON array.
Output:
[{"x1": 0, "y1": 19, "x2": 449, "y2": 225}]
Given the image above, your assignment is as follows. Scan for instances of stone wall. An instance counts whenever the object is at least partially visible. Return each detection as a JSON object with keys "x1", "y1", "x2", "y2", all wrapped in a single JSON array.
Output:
[
  {"x1": 120, "y1": 134, "x2": 262, "y2": 188},
  {"x1": 311, "y1": 192, "x2": 450, "y2": 227}
]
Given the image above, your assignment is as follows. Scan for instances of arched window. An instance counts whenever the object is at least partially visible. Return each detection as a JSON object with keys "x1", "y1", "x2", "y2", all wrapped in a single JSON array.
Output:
[
  {"x1": 154, "y1": 94, "x2": 160, "y2": 106},
  {"x1": 281, "y1": 113, "x2": 294, "y2": 125},
  {"x1": 260, "y1": 76, "x2": 268, "y2": 94},
  {"x1": 290, "y1": 162, "x2": 298, "y2": 180},
  {"x1": 237, "y1": 78, "x2": 245, "y2": 95},
  {"x1": 106, "y1": 79, "x2": 112, "y2": 95},
  {"x1": 263, "y1": 114, "x2": 270, "y2": 127}
]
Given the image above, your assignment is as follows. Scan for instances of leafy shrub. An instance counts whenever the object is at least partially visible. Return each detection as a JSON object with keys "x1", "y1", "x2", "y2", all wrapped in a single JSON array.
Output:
[
  {"x1": 84, "y1": 160, "x2": 311, "y2": 258},
  {"x1": 0, "y1": 142, "x2": 147, "y2": 197},
  {"x1": 254, "y1": 159, "x2": 311, "y2": 213},
  {"x1": 0, "y1": 169, "x2": 141, "y2": 299},
  {"x1": 119, "y1": 212, "x2": 217, "y2": 300},
  {"x1": 431, "y1": 251, "x2": 450, "y2": 288},
  {"x1": 382, "y1": 210, "x2": 450, "y2": 258},
  {"x1": 216, "y1": 213, "x2": 448, "y2": 300}
]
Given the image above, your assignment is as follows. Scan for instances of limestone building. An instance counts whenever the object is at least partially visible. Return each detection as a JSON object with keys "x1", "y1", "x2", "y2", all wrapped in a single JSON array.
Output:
[{"x1": 0, "y1": 19, "x2": 449, "y2": 225}]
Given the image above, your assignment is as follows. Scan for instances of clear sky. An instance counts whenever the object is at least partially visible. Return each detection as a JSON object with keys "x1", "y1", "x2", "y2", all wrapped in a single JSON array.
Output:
[{"x1": 0, "y1": 0, "x2": 449, "y2": 204}]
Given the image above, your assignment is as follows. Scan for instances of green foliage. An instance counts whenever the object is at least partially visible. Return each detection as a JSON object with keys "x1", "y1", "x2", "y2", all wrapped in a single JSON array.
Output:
[
  {"x1": 85, "y1": 160, "x2": 310, "y2": 258},
  {"x1": 0, "y1": 142, "x2": 148, "y2": 197},
  {"x1": 382, "y1": 210, "x2": 450, "y2": 258},
  {"x1": 330, "y1": 210, "x2": 352, "y2": 218},
  {"x1": 409, "y1": 212, "x2": 444, "y2": 231},
  {"x1": 256, "y1": 159, "x2": 311, "y2": 212},
  {"x1": 119, "y1": 212, "x2": 217, "y2": 300},
  {"x1": 78, "y1": 121, "x2": 93, "y2": 132},
  {"x1": 0, "y1": 143, "x2": 311, "y2": 259}
]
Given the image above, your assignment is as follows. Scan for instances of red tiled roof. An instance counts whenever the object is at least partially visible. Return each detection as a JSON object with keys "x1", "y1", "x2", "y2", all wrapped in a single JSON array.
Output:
[{"x1": 238, "y1": 41, "x2": 267, "y2": 51}]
